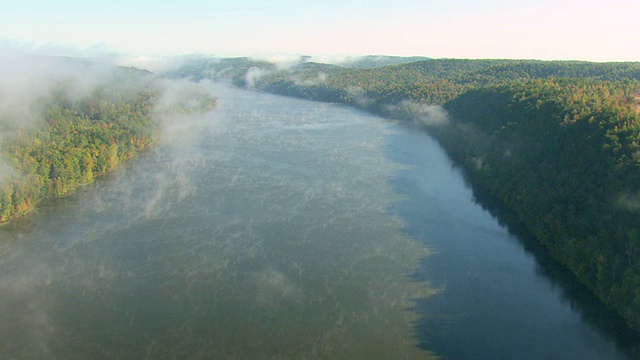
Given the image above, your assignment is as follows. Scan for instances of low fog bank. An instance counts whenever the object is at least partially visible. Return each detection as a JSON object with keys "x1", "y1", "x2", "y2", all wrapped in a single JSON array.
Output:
[
  {"x1": 0, "y1": 51, "x2": 126, "y2": 186},
  {"x1": 1, "y1": 57, "x2": 117, "y2": 123},
  {"x1": 245, "y1": 53, "x2": 429, "y2": 69},
  {"x1": 384, "y1": 100, "x2": 450, "y2": 128},
  {"x1": 0, "y1": 46, "x2": 218, "y2": 189}
]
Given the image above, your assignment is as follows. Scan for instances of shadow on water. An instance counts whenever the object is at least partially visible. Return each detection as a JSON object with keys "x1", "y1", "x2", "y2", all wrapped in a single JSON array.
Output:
[
  {"x1": 382, "y1": 125, "x2": 640, "y2": 360},
  {"x1": 461, "y1": 181, "x2": 640, "y2": 359}
]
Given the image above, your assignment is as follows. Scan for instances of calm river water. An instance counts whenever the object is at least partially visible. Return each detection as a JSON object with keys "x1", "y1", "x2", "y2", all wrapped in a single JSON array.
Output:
[{"x1": 0, "y1": 84, "x2": 637, "y2": 359}]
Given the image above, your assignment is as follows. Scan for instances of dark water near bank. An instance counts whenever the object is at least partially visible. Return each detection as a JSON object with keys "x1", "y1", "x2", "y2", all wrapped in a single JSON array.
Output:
[
  {"x1": 0, "y1": 85, "x2": 637, "y2": 359},
  {"x1": 385, "y1": 128, "x2": 640, "y2": 359}
]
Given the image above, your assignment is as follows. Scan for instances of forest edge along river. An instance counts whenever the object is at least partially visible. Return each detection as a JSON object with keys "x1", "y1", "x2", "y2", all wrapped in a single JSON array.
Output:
[{"x1": 0, "y1": 84, "x2": 639, "y2": 359}]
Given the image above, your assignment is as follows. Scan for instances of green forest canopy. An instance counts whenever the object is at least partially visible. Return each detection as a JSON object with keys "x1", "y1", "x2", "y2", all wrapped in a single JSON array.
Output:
[{"x1": 0, "y1": 63, "x2": 216, "y2": 222}]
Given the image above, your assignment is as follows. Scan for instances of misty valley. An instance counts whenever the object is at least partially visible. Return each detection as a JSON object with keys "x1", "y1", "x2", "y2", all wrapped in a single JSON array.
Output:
[{"x1": 1, "y1": 56, "x2": 640, "y2": 359}]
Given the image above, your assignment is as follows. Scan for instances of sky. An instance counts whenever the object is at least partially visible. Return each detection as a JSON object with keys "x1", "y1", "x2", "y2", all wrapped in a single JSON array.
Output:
[{"x1": 1, "y1": 0, "x2": 639, "y2": 63}]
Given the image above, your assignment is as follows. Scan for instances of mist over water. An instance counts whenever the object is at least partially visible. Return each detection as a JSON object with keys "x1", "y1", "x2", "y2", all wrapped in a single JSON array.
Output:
[
  {"x1": 0, "y1": 85, "x2": 433, "y2": 359},
  {"x1": 1, "y1": 84, "x2": 636, "y2": 360}
]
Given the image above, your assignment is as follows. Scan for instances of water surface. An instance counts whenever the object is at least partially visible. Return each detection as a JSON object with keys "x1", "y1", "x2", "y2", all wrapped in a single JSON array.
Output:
[
  {"x1": 386, "y1": 124, "x2": 639, "y2": 359},
  {"x1": 0, "y1": 85, "x2": 433, "y2": 359}
]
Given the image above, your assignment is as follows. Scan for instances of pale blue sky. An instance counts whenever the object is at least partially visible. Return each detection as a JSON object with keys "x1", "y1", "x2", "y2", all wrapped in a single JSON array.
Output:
[{"x1": 1, "y1": 0, "x2": 638, "y2": 62}]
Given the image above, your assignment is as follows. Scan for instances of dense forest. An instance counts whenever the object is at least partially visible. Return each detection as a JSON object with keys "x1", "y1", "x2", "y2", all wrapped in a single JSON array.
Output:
[
  {"x1": 170, "y1": 57, "x2": 640, "y2": 331},
  {"x1": 0, "y1": 63, "x2": 216, "y2": 223}
]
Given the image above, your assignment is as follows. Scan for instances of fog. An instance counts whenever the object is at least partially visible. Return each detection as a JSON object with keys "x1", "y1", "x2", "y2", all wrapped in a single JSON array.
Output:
[
  {"x1": 0, "y1": 51, "x2": 120, "y2": 186},
  {"x1": 0, "y1": 46, "x2": 217, "y2": 190},
  {"x1": 0, "y1": 46, "x2": 135, "y2": 138},
  {"x1": 245, "y1": 67, "x2": 272, "y2": 89},
  {"x1": 0, "y1": 55, "x2": 111, "y2": 127},
  {"x1": 117, "y1": 54, "x2": 206, "y2": 73},
  {"x1": 245, "y1": 53, "x2": 426, "y2": 69},
  {"x1": 616, "y1": 192, "x2": 640, "y2": 212},
  {"x1": 384, "y1": 100, "x2": 449, "y2": 128},
  {"x1": 291, "y1": 71, "x2": 327, "y2": 87}
]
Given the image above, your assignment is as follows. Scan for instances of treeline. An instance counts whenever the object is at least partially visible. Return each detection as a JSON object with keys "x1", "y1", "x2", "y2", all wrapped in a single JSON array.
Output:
[
  {"x1": 0, "y1": 68, "x2": 216, "y2": 222},
  {"x1": 170, "y1": 57, "x2": 640, "y2": 331},
  {"x1": 250, "y1": 58, "x2": 640, "y2": 108}
]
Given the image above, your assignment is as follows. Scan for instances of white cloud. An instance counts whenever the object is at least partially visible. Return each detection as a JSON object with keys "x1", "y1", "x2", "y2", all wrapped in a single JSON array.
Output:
[
  {"x1": 384, "y1": 100, "x2": 449, "y2": 126},
  {"x1": 245, "y1": 67, "x2": 272, "y2": 88}
]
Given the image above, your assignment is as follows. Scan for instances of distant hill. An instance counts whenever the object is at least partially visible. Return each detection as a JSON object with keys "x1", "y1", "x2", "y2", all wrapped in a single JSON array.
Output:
[
  {"x1": 167, "y1": 57, "x2": 276, "y2": 85},
  {"x1": 336, "y1": 55, "x2": 430, "y2": 68}
]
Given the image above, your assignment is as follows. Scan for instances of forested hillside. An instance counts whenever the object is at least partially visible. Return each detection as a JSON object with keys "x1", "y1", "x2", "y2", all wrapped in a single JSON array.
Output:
[
  {"x1": 170, "y1": 57, "x2": 640, "y2": 331},
  {"x1": 441, "y1": 79, "x2": 640, "y2": 330},
  {"x1": 0, "y1": 63, "x2": 216, "y2": 222}
]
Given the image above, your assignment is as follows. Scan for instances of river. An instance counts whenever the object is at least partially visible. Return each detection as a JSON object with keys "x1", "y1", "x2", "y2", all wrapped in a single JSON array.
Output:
[{"x1": 0, "y1": 84, "x2": 637, "y2": 359}]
